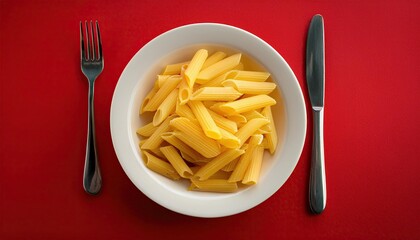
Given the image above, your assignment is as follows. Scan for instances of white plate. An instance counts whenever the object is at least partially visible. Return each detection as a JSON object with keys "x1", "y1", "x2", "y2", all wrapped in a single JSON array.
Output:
[{"x1": 110, "y1": 23, "x2": 306, "y2": 218}]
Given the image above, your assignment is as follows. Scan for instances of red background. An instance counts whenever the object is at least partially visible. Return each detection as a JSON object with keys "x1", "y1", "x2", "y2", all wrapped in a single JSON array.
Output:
[{"x1": 1, "y1": 0, "x2": 420, "y2": 239}]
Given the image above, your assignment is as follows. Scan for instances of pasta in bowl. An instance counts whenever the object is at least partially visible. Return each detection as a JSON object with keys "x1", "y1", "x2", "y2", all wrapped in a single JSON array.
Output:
[{"x1": 111, "y1": 23, "x2": 306, "y2": 217}]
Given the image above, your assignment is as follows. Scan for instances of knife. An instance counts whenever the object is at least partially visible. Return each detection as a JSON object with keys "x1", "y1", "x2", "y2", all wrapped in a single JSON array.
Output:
[{"x1": 306, "y1": 14, "x2": 326, "y2": 214}]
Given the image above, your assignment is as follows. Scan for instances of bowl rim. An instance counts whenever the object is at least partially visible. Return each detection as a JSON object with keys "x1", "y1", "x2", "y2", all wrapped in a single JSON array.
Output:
[{"x1": 110, "y1": 22, "x2": 307, "y2": 218}]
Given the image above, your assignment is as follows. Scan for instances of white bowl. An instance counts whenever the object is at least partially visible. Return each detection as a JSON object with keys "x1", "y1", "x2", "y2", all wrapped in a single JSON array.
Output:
[{"x1": 110, "y1": 23, "x2": 306, "y2": 218}]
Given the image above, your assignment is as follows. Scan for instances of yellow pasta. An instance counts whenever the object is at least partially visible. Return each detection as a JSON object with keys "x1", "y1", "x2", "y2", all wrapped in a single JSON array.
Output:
[
  {"x1": 233, "y1": 70, "x2": 271, "y2": 82},
  {"x1": 242, "y1": 145, "x2": 265, "y2": 185},
  {"x1": 201, "y1": 51, "x2": 227, "y2": 70},
  {"x1": 162, "y1": 61, "x2": 190, "y2": 75},
  {"x1": 140, "y1": 87, "x2": 157, "y2": 114},
  {"x1": 222, "y1": 80, "x2": 277, "y2": 94},
  {"x1": 235, "y1": 118, "x2": 269, "y2": 147},
  {"x1": 143, "y1": 75, "x2": 182, "y2": 112},
  {"x1": 196, "y1": 53, "x2": 242, "y2": 83},
  {"x1": 207, "y1": 109, "x2": 238, "y2": 133},
  {"x1": 137, "y1": 48, "x2": 281, "y2": 193},
  {"x1": 143, "y1": 151, "x2": 180, "y2": 180},
  {"x1": 189, "y1": 179, "x2": 238, "y2": 193},
  {"x1": 184, "y1": 49, "x2": 208, "y2": 88},
  {"x1": 188, "y1": 100, "x2": 221, "y2": 140},
  {"x1": 141, "y1": 115, "x2": 175, "y2": 150},
  {"x1": 190, "y1": 87, "x2": 242, "y2": 101},
  {"x1": 175, "y1": 100, "x2": 195, "y2": 120},
  {"x1": 261, "y1": 106, "x2": 278, "y2": 154},
  {"x1": 218, "y1": 127, "x2": 240, "y2": 148},
  {"x1": 228, "y1": 135, "x2": 263, "y2": 182},
  {"x1": 153, "y1": 88, "x2": 178, "y2": 126},
  {"x1": 219, "y1": 94, "x2": 276, "y2": 115},
  {"x1": 161, "y1": 132, "x2": 208, "y2": 163},
  {"x1": 170, "y1": 117, "x2": 221, "y2": 158},
  {"x1": 160, "y1": 145, "x2": 193, "y2": 178},
  {"x1": 136, "y1": 122, "x2": 157, "y2": 137},
  {"x1": 194, "y1": 148, "x2": 245, "y2": 181}
]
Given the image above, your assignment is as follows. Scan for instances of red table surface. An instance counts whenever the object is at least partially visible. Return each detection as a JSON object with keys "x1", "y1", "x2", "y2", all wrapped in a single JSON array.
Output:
[{"x1": 1, "y1": 0, "x2": 420, "y2": 239}]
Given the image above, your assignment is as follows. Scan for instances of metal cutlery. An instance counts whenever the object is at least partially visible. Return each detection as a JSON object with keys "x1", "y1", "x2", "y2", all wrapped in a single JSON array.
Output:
[
  {"x1": 80, "y1": 20, "x2": 103, "y2": 195},
  {"x1": 306, "y1": 14, "x2": 326, "y2": 214}
]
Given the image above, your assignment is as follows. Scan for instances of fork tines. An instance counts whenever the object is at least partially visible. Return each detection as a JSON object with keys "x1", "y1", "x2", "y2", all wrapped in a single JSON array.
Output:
[{"x1": 80, "y1": 20, "x2": 102, "y2": 61}]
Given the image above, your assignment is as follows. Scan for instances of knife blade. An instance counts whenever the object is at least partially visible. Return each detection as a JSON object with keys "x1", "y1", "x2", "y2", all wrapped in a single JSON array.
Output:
[{"x1": 306, "y1": 14, "x2": 326, "y2": 214}]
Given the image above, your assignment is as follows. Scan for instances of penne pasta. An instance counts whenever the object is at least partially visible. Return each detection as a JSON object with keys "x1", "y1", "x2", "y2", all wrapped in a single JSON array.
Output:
[
  {"x1": 190, "y1": 87, "x2": 242, "y2": 101},
  {"x1": 242, "y1": 110, "x2": 266, "y2": 121},
  {"x1": 161, "y1": 132, "x2": 208, "y2": 163},
  {"x1": 218, "y1": 127, "x2": 240, "y2": 148},
  {"x1": 153, "y1": 88, "x2": 178, "y2": 126},
  {"x1": 140, "y1": 87, "x2": 157, "y2": 114},
  {"x1": 136, "y1": 122, "x2": 157, "y2": 137},
  {"x1": 233, "y1": 70, "x2": 271, "y2": 82},
  {"x1": 143, "y1": 151, "x2": 180, "y2": 180},
  {"x1": 188, "y1": 100, "x2": 221, "y2": 140},
  {"x1": 222, "y1": 80, "x2": 277, "y2": 95},
  {"x1": 175, "y1": 100, "x2": 196, "y2": 120},
  {"x1": 143, "y1": 75, "x2": 182, "y2": 112},
  {"x1": 261, "y1": 106, "x2": 278, "y2": 154},
  {"x1": 242, "y1": 145, "x2": 265, "y2": 185},
  {"x1": 194, "y1": 148, "x2": 245, "y2": 181},
  {"x1": 141, "y1": 115, "x2": 175, "y2": 150},
  {"x1": 178, "y1": 66, "x2": 191, "y2": 105},
  {"x1": 189, "y1": 179, "x2": 238, "y2": 193},
  {"x1": 199, "y1": 70, "x2": 239, "y2": 87},
  {"x1": 170, "y1": 117, "x2": 221, "y2": 158},
  {"x1": 207, "y1": 109, "x2": 238, "y2": 133},
  {"x1": 235, "y1": 118, "x2": 269, "y2": 147},
  {"x1": 196, "y1": 53, "x2": 242, "y2": 83},
  {"x1": 160, "y1": 145, "x2": 193, "y2": 178},
  {"x1": 184, "y1": 49, "x2": 208, "y2": 88},
  {"x1": 221, "y1": 157, "x2": 239, "y2": 172},
  {"x1": 156, "y1": 75, "x2": 172, "y2": 88},
  {"x1": 162, "y1": 61, "x2": 190, "y2": 75},
  {"x1": 201, "y1": 51, "x2": 227, "y2": 70},
  {"x1": 218, "y1": 94, "x2": 276, "y2": 114},
  {"x1": 228, "y1": 135, "x2": 263, "y2": 182}
]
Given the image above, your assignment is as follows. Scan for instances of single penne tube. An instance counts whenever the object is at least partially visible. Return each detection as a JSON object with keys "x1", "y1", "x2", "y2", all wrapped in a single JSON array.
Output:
[
  {"x1": 162, "y1": 61, "x2": 190, "y2": 75},
  {"x1": 153, "y1": 88, "x2": 178, "y2": 126},
  {"x1": 185, "y1": 49, "x2": 208, "y2": 88},
  {"x1": 143, "y1": 151, "x2": 180, "y2": 180},
  {"x1": 261, "y1": 106, "x2": 278, "y2": 154},
  {"x1": 194, "y1": 148, "x2": 245, "y2": 181},
  {"x1": 222, "y1": 79, "x2": 277, "y2": 95},
  {"x1": 149, "y1": 147, "x2": 166, "y2": 159},
  {"x1": 161, "y1": 132, "x2": 207, "y2": 164},
  {"x1": 199, "y1": 70, "x2": 239, "y2": 87},
  {"x1": 160, "y1": 145, "x2": 193, "y2": 178},
  {"x1": 141, "y1": 115, "x2": 176, "y2": 150},
  {"x1": 139, "y1": 138, "x2": 148, "y2": 148},
  {"x1": 188, "y1": 100, "x2": 222, "y2": 140},
  {"x1": 242, "y1": 145, "x2": 265, "y2": 185},
  {"x1": 228, "y1": 135, "x2": 262, "y2": 182},
  {"x1": 178, "y1": 65, "x2": 191, "y2": 105},
  {"x1": 170, "y1": 117, "x2": 221, "y2": 158},
  {"x1": 209, "y1": 102, "x2": 228, "y2": 116},
  {"x1": 227, "y1": 114, "x2": 247, "y2": 124},
  {"x1": 235, "y1": 118, "x2": 270, "y2": 147},
  {"x1": 218, "y1": 94, "x2": 276, "y2": 115},
  {"x1": 140, "y1": 87, "x2": 157, "y2": 114},
  {"x1": 190, "y1": 87, "x2": 242, "y2": 101},
  {"x1": 207, "y1": 109, "x2": 238, "y2": 133},
  {"x1": 136, "y1": 122, "x2": 158, "y2": 137},
  {"x1": 143, "y1": 75, "x2": 182, "y2": 112},
  {"x1": 201, "y1": 51, "x2": 227, "y2": 70},
  {"x1": 189, "y1": 179, "x2": 238, "y2": 193},
  {"x1": 233, "y1": 70, "x2": 271, "y2": 82},
  {"x1": 218, "y1": 127, "x2": 240, "y2": 149},
  {"x1": 196, "y1": 53, "x2": 242, "y2": 83}
]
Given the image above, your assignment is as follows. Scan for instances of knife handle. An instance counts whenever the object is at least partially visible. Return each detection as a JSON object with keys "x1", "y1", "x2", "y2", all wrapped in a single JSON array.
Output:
[{"x1": 309, "y1": 108, "x2": 326, "y2": 214}]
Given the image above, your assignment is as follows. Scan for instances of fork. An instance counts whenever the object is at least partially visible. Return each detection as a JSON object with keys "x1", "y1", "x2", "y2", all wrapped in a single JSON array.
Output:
[{"x1": 80, "y1": 20, "x2": 103, "y2": 195}]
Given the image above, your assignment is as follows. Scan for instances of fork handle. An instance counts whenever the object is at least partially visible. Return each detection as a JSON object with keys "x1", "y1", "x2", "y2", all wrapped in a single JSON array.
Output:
[
  {"x1": 309, "y1": 108, "x2": 326, "y2": 214},
  {"x1": 83, "y1": 82, "x2": 102, "y2": 194}
]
